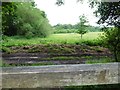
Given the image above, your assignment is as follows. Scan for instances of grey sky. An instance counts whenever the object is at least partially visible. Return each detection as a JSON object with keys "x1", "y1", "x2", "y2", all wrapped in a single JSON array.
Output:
[{"x1": 35, "y1": 0, "x2": 99, "y2": 26}]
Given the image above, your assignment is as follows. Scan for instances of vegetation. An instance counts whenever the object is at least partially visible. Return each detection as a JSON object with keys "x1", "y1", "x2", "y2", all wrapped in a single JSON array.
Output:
[
  {"x1": 64, "y1": 84, "x2": 120, "y2": 90},
  {"x1": 53, "y1": 29, "x2": 78, "y2": 34},
  {"x1": 101, "y1": 27, "x2": 120, "y2": 62},
  {"x1": 1, "y1": 32, "x2": 102, "y2": 48},
  {"x1": 2, "y1": 2, "x2": 17, "y2": 36},
  {"x1": 55, "y1": 0, "x2": 120, "y2": 62},
  {"x1": 2, "y1": 2, "x2": 52, "y2": 38},
  {"x1": 93, "y1": 2, "x2": 120, "y2": 62},
  {"x1": 1, "y1": 61, "x2": 54, "y2": 67},
  {"x1": 0, "y1": 57, "x2": 115, "y2": 67},
  {"x1": 1, "y1": 0, "x2": 120, "y2": 68},
  {"x1": 86, "y1": 58, "x2": 115, "y2": 64},
  {"x1": 53, "y1": 24, "x2": 102, "y2": 34},
  {"x1": 77, "y1": 15, "x2": 88, "y2": 39},
  {"x1": 93, "y1": 1, "x2": 120, "y2": 27}
]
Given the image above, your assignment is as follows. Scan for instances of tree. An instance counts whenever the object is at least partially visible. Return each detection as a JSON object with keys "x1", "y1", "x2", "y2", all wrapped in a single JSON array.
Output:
[
  {"x1": 55, "y1": 0, "x2": 120, "y2": 61},
  {"x1": 77, "y1": 15, "x2": 88, "y2": 39},
  {"x1": 93, "y1": 1, "x2": 120, "y2": 62},
  {"x1": 15, "y1": 2, "x2": 52, "y2": 37},
  {"x1": 102, "y1": 27, "x2": 120, "y2": 62},
  {"x1": 2, "y1": 2, "x2": 52, "y2": 38},
  {"x1": 92, "y1": 1, "x2": 120, "y2": 27},
  {"x1": 2, "y1": 2, "x2": 17, "y2": 36}
]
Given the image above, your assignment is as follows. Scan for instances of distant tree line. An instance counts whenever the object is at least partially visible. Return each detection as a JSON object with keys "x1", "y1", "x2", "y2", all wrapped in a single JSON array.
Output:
[
  {"x1": 53, "y1": 24, "x2": 102, "y2": 33},
  {"x1": 2, "y1": 1, "x2": 52, "y2": 38}
]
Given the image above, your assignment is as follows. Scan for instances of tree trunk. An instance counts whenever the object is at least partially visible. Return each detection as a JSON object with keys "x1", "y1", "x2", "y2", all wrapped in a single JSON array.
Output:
[{"x1": 81, "y1": 34, "x2": 82, "y2": 39}]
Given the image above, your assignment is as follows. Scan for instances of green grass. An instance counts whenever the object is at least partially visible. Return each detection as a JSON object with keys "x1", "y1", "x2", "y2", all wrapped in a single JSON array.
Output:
[
  {"x1": 1, "y1": 61, "x2": 54, "y2": 67},
  {"x1": 2, "y1": 32, "x2": 103, "y2": 47},
  {"x1": 86, "y1": 58, "x2": 115, "y2": 64},
  {"x1": 1, "y1": 56, "x2": 114, "y2": 67},
  {"x1": 42, "y1": 56, "x2": 81, "y2": 60},
  {"x1": 0, "y1": 60, "x2": 2, "y2": 67}
]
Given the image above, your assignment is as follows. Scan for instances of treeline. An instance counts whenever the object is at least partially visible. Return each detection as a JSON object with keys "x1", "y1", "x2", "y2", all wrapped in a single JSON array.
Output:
[
  {"x1": 53, "y1": 24, "x2": 102, "y2": 33},
  {"x1": 2, "y1": 2, "x2": 52, "y2": 38}
]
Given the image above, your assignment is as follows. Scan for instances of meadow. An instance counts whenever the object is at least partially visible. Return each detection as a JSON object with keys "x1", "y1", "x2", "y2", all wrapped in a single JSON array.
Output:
[{"x1": 2, "y1": 32, "x2": 103, "y2": 47}]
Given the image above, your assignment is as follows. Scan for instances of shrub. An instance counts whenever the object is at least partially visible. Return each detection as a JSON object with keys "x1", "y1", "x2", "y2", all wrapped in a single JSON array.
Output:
[
  {"x1": 81, "y1": 40, "x2": 102, "y2": 46},
  {"x1": 101, "y1": 27, "x2": 120, "y2": 62}
]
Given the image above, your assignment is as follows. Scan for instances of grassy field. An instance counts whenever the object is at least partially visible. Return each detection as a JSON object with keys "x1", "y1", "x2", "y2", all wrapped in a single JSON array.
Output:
[
  {"x1": 1, "y1": 32, "x2": 116, "y2": 66},
  {"x1": 2, "y1": 32, "x2": 103, "y2": 47}
]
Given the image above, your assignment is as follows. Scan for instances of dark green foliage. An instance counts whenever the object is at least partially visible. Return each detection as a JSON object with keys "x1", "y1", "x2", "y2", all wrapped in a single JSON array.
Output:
[
  {"x1": 54, "y1": 29, "x2": 78, "y2": 34},
  {"x1": 94, "y1": 2, "x2": 120, "y2": 27},
  {"x1": 14, "y1": 2, "x2": 52, "y2": 38},
  {"x1": 2, "y1": 2, "x2": 17, "y2": 36},
  {"x1": 54, "y1": 24, "x2": 76, "y2": 30},
  {"x1": 101, "y1": 27, "x2": 120, "y2": 62},
  {"x1": 81, "y1": 40, "x2": 102, "y2": 46},
  {"x1": 2, "y1": 2, "x2": 52, "y2": 38},
  {"x1": 53, "y1": 24, "x2": 102, "y2": 34},
  {"x1": 89, "y1": 1, "x2": 120, "y2": 27},
  {"x1": 90, "y1": 1, "x2": 120, "y2": 62},
  {"x1": 64, "y1": 84, "x2": 120, "y2": 90},
  {"x1": 0, "y1": 4, "x2": 2, "y2": 36}
]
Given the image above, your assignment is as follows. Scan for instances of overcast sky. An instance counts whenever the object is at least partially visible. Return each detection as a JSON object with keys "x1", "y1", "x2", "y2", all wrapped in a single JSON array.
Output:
[{"x1": 34, "y1": 0, "x2": 99, "y2": 26}]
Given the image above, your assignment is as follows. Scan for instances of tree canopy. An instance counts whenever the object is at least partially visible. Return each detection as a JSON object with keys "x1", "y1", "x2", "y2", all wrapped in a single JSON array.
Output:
[
  {"x1": 2, "y1": 1, "x2": 52, "y2": 38},
  {"x1": 93, "y1": 1, "x2": 120, "y2": 62},
  {"x1": 94, "y1": 1, "x2": 120, "y2": 27}
]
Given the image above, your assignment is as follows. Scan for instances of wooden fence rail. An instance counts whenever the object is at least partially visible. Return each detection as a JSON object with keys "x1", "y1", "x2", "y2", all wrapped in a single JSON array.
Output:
[{"x1": 1, "y1": 63, "x2": 120, "y2": 88}]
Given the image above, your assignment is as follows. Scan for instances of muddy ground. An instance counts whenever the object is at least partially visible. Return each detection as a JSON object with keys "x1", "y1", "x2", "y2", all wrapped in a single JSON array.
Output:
[{"x1": 2, "y1": 44, "x2": 113, "y2": 66}]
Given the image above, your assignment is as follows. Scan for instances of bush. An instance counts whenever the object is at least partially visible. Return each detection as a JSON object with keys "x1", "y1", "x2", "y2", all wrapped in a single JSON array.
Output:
[
  {"x1": 81, "y1": 40, "x2": 102, "y2": 46},
  {"x1": 101, "y1": 27, "x2": 120, "y2": 62}
]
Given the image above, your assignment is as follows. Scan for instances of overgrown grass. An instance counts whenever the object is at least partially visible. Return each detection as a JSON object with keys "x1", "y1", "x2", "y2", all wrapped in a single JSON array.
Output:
[{"x1": 2, "y1": 32, "x2": 103, "y2": 47}]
